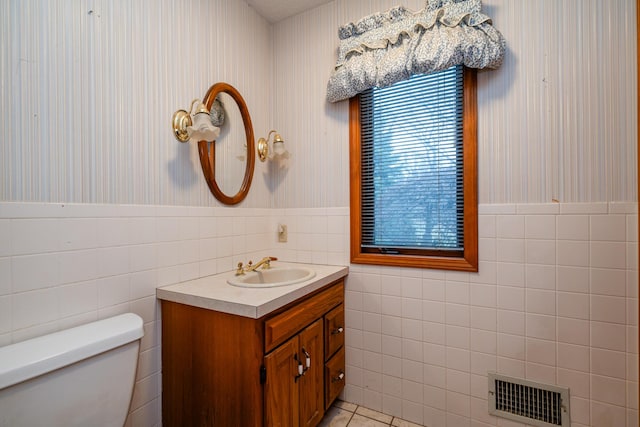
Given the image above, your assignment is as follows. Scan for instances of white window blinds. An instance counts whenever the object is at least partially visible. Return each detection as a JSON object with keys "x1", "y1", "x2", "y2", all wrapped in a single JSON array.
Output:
[{"x1": 359, "y1": 65, "x2": 464, "y2": 255}]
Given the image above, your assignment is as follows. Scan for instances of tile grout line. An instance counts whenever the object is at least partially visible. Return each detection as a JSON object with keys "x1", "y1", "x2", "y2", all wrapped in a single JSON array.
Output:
[{"x1": 333, "y1": 400, "x2": 424, "y2": 427}]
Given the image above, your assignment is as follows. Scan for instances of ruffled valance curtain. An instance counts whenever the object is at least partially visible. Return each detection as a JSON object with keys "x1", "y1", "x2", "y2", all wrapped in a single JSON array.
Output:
[{"x1": 326, "y1": 0, "x2": 506, "y2": 102}]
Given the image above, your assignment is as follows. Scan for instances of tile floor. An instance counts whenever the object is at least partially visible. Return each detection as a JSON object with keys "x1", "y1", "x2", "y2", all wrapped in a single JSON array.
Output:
[{"x1": 319, "y1": 400, "x2": 423, "y2": 427}]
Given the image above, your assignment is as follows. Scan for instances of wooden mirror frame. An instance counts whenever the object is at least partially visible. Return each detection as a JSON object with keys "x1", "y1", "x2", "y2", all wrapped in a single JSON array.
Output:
[{"x1": 198, "y1": 82, "x2": 255, "y2": 205}]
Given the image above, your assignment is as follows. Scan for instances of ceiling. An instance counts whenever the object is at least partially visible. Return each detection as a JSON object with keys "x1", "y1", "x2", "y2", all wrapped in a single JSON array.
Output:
[{"x1": 245, "y1": 0, "x2": 333, "y2": 23}]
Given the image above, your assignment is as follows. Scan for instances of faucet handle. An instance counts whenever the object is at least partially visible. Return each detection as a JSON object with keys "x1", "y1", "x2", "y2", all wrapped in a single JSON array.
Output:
[{"x1": 235, "y1": 262, "x2": 245, "y2": 276}]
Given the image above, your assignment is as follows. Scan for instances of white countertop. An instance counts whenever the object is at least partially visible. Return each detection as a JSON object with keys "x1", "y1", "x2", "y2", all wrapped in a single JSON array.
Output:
[{"x1": 156, "y1": 262, "x2": 349, "y2": 319}]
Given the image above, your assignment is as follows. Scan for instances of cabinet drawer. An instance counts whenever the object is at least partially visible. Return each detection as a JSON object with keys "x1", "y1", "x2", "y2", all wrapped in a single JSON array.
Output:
[
  {"x1": 324, "y1": 346, "x2": 345, "y2": 410},
  {"x1": 324, "y1": 303, "x2": 344, "y2": 361},
  {"x1": 265, "y1": 281, "x2": 344, "y2": 353}
]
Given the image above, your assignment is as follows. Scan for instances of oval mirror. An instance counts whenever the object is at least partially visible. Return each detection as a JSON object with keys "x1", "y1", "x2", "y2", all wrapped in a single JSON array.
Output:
[
  {"x1": 212, "y1": 91, "x2": 247, "y2": 197},
  {"x1": 198, "y1": 83, "x2": 255, "y2": 205}
]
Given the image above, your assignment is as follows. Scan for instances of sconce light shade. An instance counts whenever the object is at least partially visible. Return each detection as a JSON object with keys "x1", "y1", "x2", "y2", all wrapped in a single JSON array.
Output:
[
  {"x1": 257, "y1": 130, "x2": 289, "y2": 162},
  {"x1": 188, "y1": 111, "x2": 220, "y2": 142},
  {"x1": 273, "y1": 140, "x2": 287, "y2": 157},
  {"x1": 172, "y1": 100, "x2": 220, "y2": 143}
]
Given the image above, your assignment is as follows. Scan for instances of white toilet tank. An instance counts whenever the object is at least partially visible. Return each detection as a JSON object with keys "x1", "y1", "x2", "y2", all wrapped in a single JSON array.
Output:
[{"x1": 0, "y1": 313, "x2": 144, "y2": 427}]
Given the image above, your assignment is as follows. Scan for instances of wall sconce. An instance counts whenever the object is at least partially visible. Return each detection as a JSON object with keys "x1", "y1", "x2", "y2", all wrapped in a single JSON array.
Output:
[
  {"x1": 257, "y1": 130, "x2": 290, "y2": 162},
  {"x1": 172, "y1": 99, "x2": 220, "y2": 143}
]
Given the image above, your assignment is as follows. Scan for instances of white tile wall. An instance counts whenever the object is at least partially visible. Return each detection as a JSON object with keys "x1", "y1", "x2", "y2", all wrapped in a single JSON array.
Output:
[
  {"x1": 3, "y1": 206, "x2": 632, "y2": 427},
  {"x1": 0, "y1": 202, "x2": 349, "y2": 425},
  {"x1": 344, "y1": 203, "x2": 638, "y2": 427}
]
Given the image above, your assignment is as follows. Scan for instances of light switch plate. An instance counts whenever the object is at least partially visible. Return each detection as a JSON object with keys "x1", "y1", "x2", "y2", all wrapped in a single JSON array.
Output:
[{"x1": 278, "y1": 224, "x2": 288, "y2": 242}]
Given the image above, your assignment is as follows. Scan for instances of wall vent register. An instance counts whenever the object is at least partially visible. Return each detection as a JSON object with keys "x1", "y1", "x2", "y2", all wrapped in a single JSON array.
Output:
[{"x1": 488, "y1": 372, "x2": 570, "y2": 427}]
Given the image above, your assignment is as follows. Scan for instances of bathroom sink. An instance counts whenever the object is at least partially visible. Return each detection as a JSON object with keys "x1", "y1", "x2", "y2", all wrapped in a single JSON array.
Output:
[{"x1": 227, "y1": 266, "x2": 316, "y2": 288}]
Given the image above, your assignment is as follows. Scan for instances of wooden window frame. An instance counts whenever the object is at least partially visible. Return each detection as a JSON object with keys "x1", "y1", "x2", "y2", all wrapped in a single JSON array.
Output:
[{"x1": 349, "y1": 67, "x2": 478, "y2": 272}]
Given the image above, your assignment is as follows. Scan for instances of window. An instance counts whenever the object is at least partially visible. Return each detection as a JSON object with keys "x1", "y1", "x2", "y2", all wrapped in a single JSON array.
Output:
[{"x1": 349, "y1": 65, "x2": 478, "y2": 271}]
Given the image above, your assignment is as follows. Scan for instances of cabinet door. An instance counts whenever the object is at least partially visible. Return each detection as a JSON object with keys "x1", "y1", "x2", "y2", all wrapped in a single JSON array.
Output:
[
  {"x1": 265, "y1": 338, "x2": 299, "y2": 427},
  {"x1": 298, "y1": 319, "x2": 324, "y2": 427}
]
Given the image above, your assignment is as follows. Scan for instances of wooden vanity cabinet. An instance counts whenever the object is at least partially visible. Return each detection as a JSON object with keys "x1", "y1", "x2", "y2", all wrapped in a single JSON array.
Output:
[{"x1": 161, "y1": 279, "x2": 346, "y2": 427}]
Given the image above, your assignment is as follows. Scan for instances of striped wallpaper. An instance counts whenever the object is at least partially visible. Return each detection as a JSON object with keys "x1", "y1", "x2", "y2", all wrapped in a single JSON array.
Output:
[
  {"x1": 0, "y1": 0, "x2": 273, "y2": 207},
  {"x1": 272, "y1": 0, "x2": 638, "y2": 206},
  {"x1": 1, "y1": 0, "x2": 637, "y2": 207}
]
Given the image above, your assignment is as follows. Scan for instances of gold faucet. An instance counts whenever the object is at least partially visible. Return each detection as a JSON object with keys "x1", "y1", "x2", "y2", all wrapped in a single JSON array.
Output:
[{"x1": 245, "y1": 256, "x2": 278, "y2": 272}]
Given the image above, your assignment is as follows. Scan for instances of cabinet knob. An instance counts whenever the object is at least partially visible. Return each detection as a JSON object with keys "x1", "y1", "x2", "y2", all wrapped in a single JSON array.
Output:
[
  {"x1": 331, "y1": 327, "x2": 344, "y2": 335},
  {"x1": 332, "y1": 371, "x2": 345, "y2": 383}
]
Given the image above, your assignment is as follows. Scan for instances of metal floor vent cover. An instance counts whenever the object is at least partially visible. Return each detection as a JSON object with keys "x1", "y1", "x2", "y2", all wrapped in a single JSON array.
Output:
[{"x1": 488, "y1": 372, "x2": 570, "y2": 427}]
